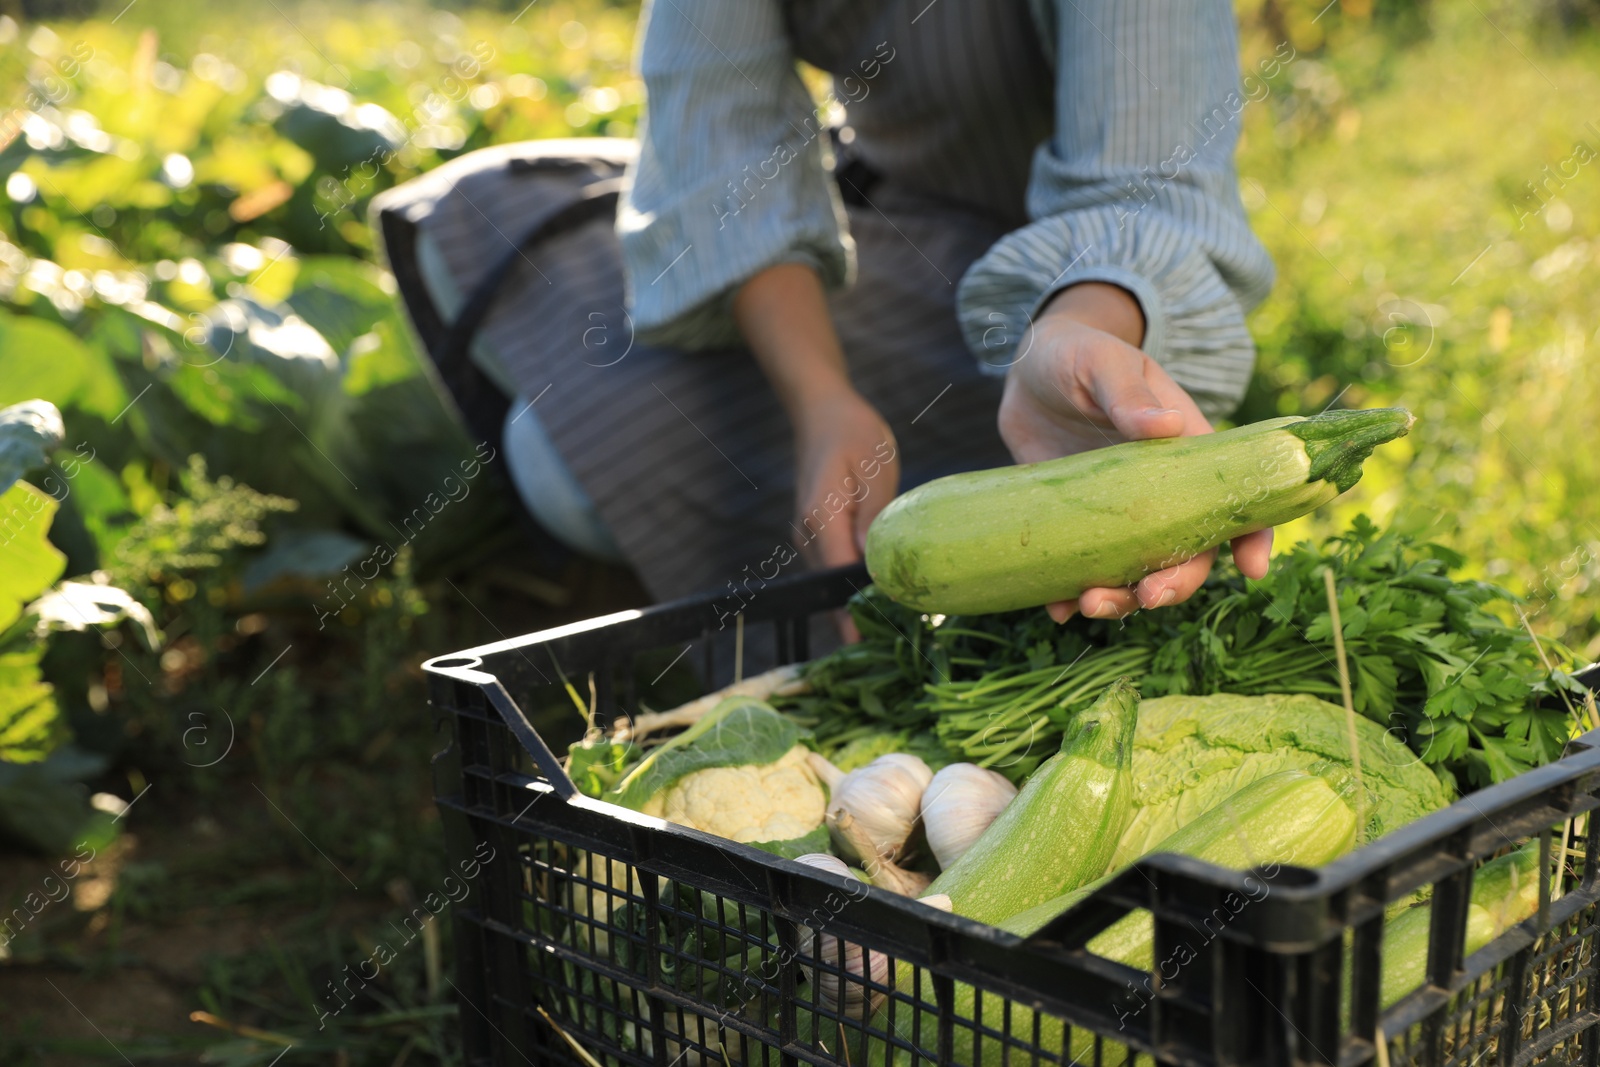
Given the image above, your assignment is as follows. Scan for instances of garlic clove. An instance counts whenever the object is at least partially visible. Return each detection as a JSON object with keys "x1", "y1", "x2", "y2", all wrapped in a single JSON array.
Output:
[
  {"x1": 921, "y1": 763, "x2": 1019, "y2": 870},
  {"x1": 804, "y1": 930, "x2": 888, "y2": 1015},
  {"x1": 873, "y1": 753, "x2": 936, "y2": 790}
]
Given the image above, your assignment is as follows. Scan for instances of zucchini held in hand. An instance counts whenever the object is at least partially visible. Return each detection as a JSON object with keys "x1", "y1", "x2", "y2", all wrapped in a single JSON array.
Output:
[{"x1": 865, "y1": 407, "x2": 1415, "y2": 614}]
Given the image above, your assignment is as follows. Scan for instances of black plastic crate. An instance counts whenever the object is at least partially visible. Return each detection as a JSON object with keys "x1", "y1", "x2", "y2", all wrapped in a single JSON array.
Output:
[{"x1": 424, "y1": 564, "x2": 1600, "y2": 1067}]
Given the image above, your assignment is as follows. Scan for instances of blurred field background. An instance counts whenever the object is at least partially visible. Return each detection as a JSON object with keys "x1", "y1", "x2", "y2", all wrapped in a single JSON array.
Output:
[{"x1": 0, "y1": 0, "x2": 1595, "y2": 1062}]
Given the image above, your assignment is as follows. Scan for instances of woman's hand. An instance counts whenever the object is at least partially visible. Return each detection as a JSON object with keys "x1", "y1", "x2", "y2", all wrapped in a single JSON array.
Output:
[
  {"x1": 791, "y1": 390, "x2": 900, "y2": 570},
  {"x1": 999, "y1": 283, "x2": 1272, "y2": 622},
  {"x1": 735, "y1": 263, "x2": 900, "y2": 639}
]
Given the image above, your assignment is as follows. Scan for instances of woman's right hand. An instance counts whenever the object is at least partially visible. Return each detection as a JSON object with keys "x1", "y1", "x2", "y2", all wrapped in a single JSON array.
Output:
[
  {"x1": 791, "y1": 389, "x2": 900, "y2": 571},
  {"x1": 734, "y1": 263, "x2": 900, "y2": 640},
  {"x1": 735, "y1": 261, "x2": 901, "y2": 571}
]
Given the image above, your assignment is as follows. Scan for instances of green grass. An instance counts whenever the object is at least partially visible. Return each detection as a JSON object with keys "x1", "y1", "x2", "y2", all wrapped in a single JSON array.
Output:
[
  {"x1": 0, "y1": 1, "x2": 1596, "y2": 1064},
  {"x1": 1233, "y1": 3, "x2": 1600, "y2": 654}
]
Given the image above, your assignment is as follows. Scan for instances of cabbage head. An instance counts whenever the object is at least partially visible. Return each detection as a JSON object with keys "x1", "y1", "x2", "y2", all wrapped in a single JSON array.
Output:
[{"x1": 1114, "y1": 693, "x2": 1455, "y2": 869}]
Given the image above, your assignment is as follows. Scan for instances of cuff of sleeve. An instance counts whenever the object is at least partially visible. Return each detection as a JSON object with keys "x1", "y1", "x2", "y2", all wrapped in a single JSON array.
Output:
[
  {"x1": 620, "y1": 158, "x2": 852, "y2": 351},
  {"x1": 957, "y1": 208, "x2": 1260, "y2": 419}
]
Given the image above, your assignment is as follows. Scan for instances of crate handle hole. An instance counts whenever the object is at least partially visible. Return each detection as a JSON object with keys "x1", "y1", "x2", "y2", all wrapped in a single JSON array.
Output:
[{"x1": 429, "y1": 655, "x2": 483, "y2": 671}]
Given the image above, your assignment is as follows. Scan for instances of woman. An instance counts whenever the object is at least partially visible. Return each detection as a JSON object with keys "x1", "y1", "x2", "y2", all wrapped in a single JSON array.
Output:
[{"x1": 511, "y1": 0, "x2": 1275, "y2": 620}]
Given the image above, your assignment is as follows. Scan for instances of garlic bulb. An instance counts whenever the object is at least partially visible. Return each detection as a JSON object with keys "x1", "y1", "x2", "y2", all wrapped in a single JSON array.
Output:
[
  {"x1": 918, "y1": 893, "x2": 954, "y2": 913},
  {"x1": 793, "y1": 853, "x2": 886, "y2": 1013},
  {"x1": 921, "y1": 763, "x2": 1018, "y2": 870},
  {"x1": 826, "y1": 754, "x2": 933, "y2": 867}
]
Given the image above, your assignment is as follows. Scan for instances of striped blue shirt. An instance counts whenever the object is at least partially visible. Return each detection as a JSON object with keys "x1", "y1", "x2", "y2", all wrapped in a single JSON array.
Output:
[{"x1": 617, "y1": 0, "x2": 1274, "y2": 419}]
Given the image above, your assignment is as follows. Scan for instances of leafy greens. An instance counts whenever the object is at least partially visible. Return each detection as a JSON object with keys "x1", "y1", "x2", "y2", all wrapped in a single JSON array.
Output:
[{"x1": 777, "y1": 517, "x2": 1587, "y2": 790}]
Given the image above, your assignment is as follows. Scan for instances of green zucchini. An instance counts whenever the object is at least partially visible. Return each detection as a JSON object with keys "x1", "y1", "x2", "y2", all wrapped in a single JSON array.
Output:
[
  {"x1": 865, "y1": 407, "x2": 1414, "y2": 614},
  {"x1": 1375, "y1": 843, "x2": 1541, "y2": 1009},
  {"x1": 867, "y1": 770, "x2": 1356, "y2": 1067},
  {"x1": 924, "y1": 679, "x2": 1138, "y2": 925},
  {"x1": 1002, "y1": 769, "x2": 1359, "y2": 958}
]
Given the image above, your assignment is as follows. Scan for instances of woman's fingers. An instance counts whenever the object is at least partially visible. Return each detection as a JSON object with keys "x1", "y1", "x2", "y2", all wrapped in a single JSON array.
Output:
[
  {"x1": 853, "y1": 471, "x2": 897, "y2": 555},
  {"x1": 833, "y1": 607, "x2": 862, "y2": 644},
  {"x1": 1062, "y1": 535, "x2": 1273, "y2": 624},
  {"x1": 1077, "y1": 584, "x2": 1142, "y2": 619},
  {"x1": 1071, "y1": 549, "x2": 1215, "y2": 621},
  {"x1": 1135, "y1": 550, "x2": 1216, "y2": 609},
  {"x1": 1081, "y1": 345, "x2": 1185, "y2": 442},
  {"x1": 1073, "y1": 561, "x2": 1206, "y2": 620},
  {"x1": 808, "y1": 508, "x2": 862, "y2": 569},
  {"x1": 792, "y1": 390, "x2": 900, "y2": 570},
  {"x1": 1143, "y1": 358, "x2": 1215, "y2": 437},
  {"x1": 1062, "y1": 537, "x2": 1271, "y2": 624},
  {"x1": 1231, "y1": 527, "x2": 1274, "y2": 580},
  {"x1": 1045, "y1": 599, "x2": 1078, "y2": 624}
]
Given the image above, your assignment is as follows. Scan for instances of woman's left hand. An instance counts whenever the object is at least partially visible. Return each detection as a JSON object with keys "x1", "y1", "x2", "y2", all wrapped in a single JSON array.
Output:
[{"x1": 998, "y1": 283, "x2": 1273, "y2": 622}]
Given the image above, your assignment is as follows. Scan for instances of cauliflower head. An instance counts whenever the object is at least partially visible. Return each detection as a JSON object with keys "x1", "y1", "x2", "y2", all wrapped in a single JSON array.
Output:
[{"x1": 644, "y1": 744, "x2": 826, "y2": 844}]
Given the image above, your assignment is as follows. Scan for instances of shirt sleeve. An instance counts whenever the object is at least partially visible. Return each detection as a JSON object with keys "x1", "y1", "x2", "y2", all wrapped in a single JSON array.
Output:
[
  {"x1": 618, "y1": 0, "x2": 853, "y2": 350},
  {"x1": 957, "y1": 0, "x2": 1276, "y2": 420}
]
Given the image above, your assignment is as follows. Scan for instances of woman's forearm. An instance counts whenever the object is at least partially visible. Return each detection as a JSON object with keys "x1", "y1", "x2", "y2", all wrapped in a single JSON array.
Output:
[
  {"x1": 732, "y1": 262, "x2": 857, "y2": 424},
  {"x1": 732, "y1": 260, "x2": 899, "y2": 587}
]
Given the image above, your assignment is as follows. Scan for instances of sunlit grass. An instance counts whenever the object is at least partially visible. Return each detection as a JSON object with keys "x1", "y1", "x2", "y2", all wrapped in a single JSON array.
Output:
[{"x1": 1236, "y1": 6, "x2": 1599, "y2": 652}]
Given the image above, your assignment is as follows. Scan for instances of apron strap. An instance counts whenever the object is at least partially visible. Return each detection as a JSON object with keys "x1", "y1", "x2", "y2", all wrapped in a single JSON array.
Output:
[{"x1": 437, "y1": 177, "x2": 624, "y2": 373}]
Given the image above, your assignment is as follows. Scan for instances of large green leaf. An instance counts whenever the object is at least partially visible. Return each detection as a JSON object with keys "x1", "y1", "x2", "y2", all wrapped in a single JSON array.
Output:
[
  {"x1": 0, "y1": 314, "x2": 90, "y2": 410},
  {"x1": 158, "y1": 356, "x2": 297, "y2": 430},
  {"x1": 0, "y1": 400, "x2": 65, "y2": 495},
  {"x1": 0, "y1": 646, "x2": 63, "y2": 764},
  {"x1": 267, "y1": 72, "x2": 406, "y2": 172},
  {"x1": 0, "y1": 310, "x2": 126, "y2": 421},
  {"x1": 331, "y1": 316, "x2": 509, "y2": 564},
  {"x1": 610, "y1": 698, "x2": 808, "y2": 811},
  {"x1": 342, "y1": 316, "x2": 423, "y2": 395},
  {"x1": 51, "y1": 454, "x2": 133, "y2": 561},
  {"x1": 0, "y1": 482, "x2": 67, "y2": 634},
  {"x1": 287, "y1": 257, "x2": 396, "y2": 356},
  {"x1": 28, "y1": 578, "x2": 160, "y2": 650},
  {"x1": 240, "y1": 528, "x2": 367, "y2": 592},
  {"x1": 200, "y1": 293, "x2": 342, "y2": 405}
]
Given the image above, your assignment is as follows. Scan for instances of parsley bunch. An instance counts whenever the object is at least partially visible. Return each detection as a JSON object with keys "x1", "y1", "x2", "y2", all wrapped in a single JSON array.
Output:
[{"x1": 1133, "y1": 515, "x2": 1586, "y2": 788}]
